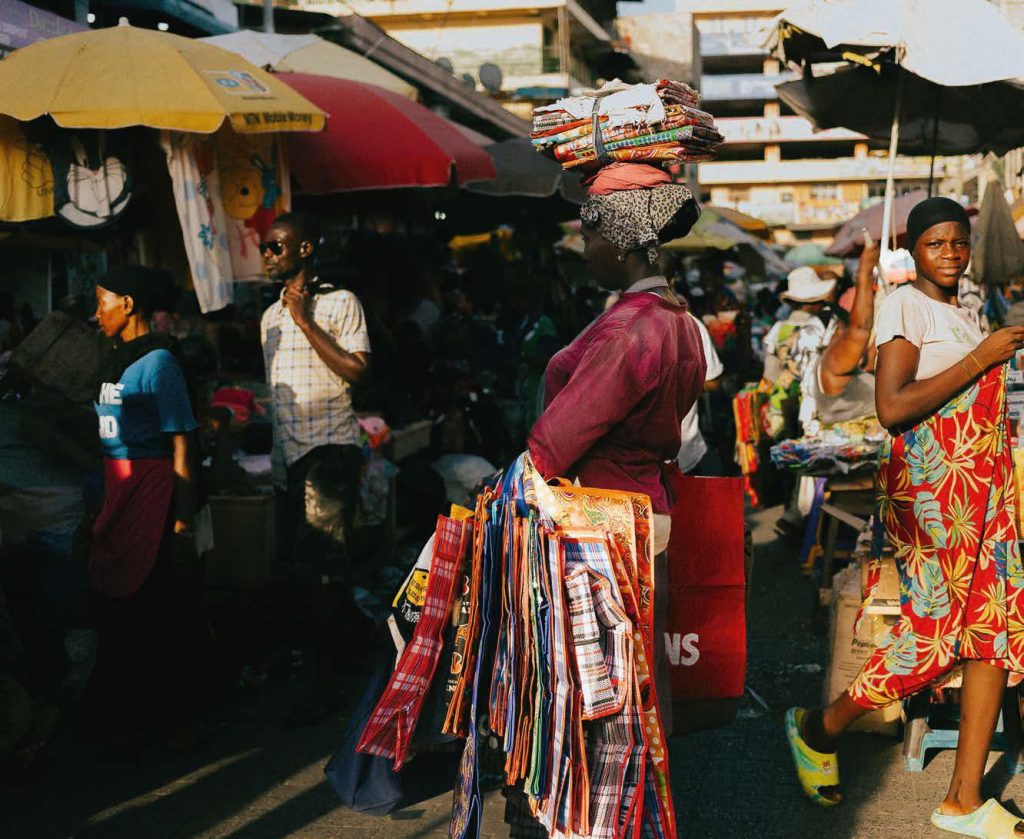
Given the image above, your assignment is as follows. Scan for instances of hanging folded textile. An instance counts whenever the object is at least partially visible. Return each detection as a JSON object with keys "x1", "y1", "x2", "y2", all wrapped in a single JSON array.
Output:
[
  {"x1": 358, "y1": 452, "x2": 678, "y2": 839},
  {"x1": 161, "y1": 131, "x2": 235, "y2": 314},
  {"x1": 161, "y1": 129, "x2": 293, "y2": 312}
]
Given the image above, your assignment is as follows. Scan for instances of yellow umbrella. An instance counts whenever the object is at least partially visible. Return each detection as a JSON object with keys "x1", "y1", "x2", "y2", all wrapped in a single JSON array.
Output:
[
  {"x1": 0, "y1": 23, "x2": 325, "y2": 134},
  {"x1": 707, "y1": 205, "x2": 770, "y2": 237},
  {"x1": 202, "y1": 31, "x2": 418, "y2": 101}
]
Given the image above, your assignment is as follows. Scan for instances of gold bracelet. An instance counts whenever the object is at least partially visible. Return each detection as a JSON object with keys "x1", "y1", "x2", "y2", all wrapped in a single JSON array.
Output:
[
  {"x1": 967, "y1": 352, "x2": 985, "y2": 375},
  {"x1": 960, "y1": 358, "x2": 975, "y2": 379}
]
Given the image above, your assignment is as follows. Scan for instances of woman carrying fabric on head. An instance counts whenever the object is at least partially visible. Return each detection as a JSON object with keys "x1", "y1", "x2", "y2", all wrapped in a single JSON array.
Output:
[
  {"x1": 527, "y1": 161, "x2": 706, "y2": 737},
  {"x1": 786, "y1": 197, "x2": 1024, "y2": 837},
  {"x1": 79, "y1": 266, "x2": 209, "y2": 748}
]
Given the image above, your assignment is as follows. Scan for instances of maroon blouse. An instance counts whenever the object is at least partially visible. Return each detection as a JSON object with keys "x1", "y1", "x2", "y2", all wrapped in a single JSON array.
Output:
[{"x1": 528, "y1": 291, "x2": 706, "y2": 513}]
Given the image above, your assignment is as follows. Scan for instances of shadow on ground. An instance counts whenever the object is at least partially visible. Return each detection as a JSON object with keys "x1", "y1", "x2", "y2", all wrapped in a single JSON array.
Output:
[{"x1": 6, "y1": 505, "x2": 1024, "y2": 838}]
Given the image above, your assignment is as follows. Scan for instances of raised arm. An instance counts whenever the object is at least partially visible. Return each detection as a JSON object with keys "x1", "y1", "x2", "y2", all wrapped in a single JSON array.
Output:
[
  {"x1": 283, "y1": 286, "x2": 371, "y2": 384},
  {"x1": 875, "y1": 328, "x2": 1024, "y2": 431},
  {"x1": 820, "y1": 240, "x2": 879, "y2": 396}
]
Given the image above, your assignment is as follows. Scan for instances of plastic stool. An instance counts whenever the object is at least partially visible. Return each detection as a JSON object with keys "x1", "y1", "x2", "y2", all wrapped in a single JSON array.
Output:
[{"x1": 903, "y1": 691, "x2": 1024, "y2": 773}]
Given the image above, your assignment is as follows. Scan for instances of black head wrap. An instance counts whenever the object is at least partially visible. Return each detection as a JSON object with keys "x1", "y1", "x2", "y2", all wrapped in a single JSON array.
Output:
[
  {"x1": 97, "y1": 265, "x2": 172, "y2": 316},
  {"x1": 906, "y1": 197, "x2": 971, "y2": 252}
]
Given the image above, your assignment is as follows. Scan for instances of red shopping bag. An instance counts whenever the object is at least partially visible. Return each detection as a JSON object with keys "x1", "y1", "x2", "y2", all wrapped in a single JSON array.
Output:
[{"x1": 666, "y1": 472, "x2": 747, "y2": 701}]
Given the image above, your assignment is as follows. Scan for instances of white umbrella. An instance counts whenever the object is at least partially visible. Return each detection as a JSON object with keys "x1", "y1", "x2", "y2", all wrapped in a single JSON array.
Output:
[
  {"x1": 201, "y1": 31, "x2": 418, "y2": 100},
  {"x1": 765, "y1": 0, "x2": 1024, "y2": 272},
  {"x1": 766, "y1": 0, "x2": 1024, "y2": 87}
]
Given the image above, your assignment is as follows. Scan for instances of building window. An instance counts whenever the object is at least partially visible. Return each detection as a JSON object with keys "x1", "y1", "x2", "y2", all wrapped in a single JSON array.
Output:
[{"x1": 810, "y1": 183, "x2": 838, "y2": 201}]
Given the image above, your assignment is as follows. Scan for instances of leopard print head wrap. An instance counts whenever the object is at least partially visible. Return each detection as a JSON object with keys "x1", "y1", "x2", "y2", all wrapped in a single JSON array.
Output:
[{"x1": 580, "y1": 182, "x2": 698, "y2": 264}]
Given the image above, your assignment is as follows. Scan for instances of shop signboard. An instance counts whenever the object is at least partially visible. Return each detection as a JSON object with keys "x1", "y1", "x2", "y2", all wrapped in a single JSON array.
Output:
[{"x1": 0, "y1": 0, "x2": 84, "y2": 56}]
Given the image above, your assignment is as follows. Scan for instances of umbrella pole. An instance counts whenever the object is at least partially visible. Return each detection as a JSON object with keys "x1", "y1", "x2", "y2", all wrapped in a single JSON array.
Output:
[
  {"x1": 880, "y1": 73, "x2": 905, "y2": 283},
  {"x1": 927, "y1": 88, "x2": 941, "y2": 196}
]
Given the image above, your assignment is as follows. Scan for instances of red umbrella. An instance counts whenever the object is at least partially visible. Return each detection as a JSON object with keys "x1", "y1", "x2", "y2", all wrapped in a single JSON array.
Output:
[
  {"x1": 280, "y1": 73, "x2": 496, "y2": 193},
  {"x1": 828, "y1": 191, "x2": 979, "y2": 257},
  {"x1": 827, "y1": 191, "x2": 928, "y2": 257}
]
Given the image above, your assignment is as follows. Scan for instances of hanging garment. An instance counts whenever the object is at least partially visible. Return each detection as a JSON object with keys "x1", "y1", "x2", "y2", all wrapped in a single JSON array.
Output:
[
  {"x1": 160, "y1": 131, "x2": 234, "y2": 314},
  {"x1": 0, "y1": 116, "x2": 53, "y2": 222},
  {"x1": 450, "y1": 492, "x2": 506, "y2": 839},
  {"x1": 357, "y1": 515, "x2": 469, "y2": 768},
  {"x1": 47, "y1": 130, "x2": 130, "y2": 228},
  {"x1": 215, "y1": 130, "x2": 290, "y2": 282}
]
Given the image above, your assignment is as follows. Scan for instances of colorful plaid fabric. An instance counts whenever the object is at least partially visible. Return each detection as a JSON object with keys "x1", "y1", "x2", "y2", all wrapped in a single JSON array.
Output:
[
  {"x1": 393, "y1": 453, "x2": 681, "y2": 839},
  {"x1": 451, "y1": 496, "x2": 506, "y2": 839},
  {"x1": 443, "y1": 489, "x2": 492, "y2": 736},
  {"x1": 526, "y1": 517, "x2": 552, "y2": 797},
  {"x1": 357, "y1": 515, "x2": 468, "y2": 769},
  {"x1": 564, "y1": 541, "x2": 642, "y2": 839},
  {"x1": 540, "y1": 532, "x2": 575, "y2": 835},
  {"x1": 566, "y1": 568, "x2": 629, "y2": 720}
]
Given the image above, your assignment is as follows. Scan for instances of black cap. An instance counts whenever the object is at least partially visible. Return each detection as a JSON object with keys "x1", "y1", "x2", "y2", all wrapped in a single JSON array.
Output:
[
  {"x1": 906, "y1": 197, "x2": 971, "y2": 252},
  {"x1": 97, "y1": 265, "x2": 171, "y2": 315}
]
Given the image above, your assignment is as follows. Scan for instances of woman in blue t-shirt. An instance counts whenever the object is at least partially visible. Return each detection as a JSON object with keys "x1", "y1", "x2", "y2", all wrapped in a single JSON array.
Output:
[{"x1": 79, "y1": 265, "x2": 207, "y2": 746}]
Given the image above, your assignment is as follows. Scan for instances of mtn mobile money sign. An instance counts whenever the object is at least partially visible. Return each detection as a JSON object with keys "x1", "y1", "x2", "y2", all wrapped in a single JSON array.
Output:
[{"x1": 0, "y1": 0, "x2": 84, "y2": 56}]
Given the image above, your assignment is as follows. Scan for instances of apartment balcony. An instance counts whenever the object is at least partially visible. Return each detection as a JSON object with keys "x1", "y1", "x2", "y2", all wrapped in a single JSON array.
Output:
[
  {"x1": 717, "y1": 116, "x2": 865, "y2": 145},
  {"x1": 698, "y1": 156, "x2": 942, "y2": 186},
  {"x1": 699, "y1": 32, "x2": 765, "y2": 58},
  {"x1": 700, "y1": 72, "x2": 797, "y2": 102}
]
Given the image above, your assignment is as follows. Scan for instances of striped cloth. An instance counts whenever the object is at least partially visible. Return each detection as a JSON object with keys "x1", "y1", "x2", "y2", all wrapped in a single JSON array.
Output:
[
  {"x1": 450, "y1": 498, "x2": 506, "y2": 839},
  {"x1": 356, "y1": 516, "x2": 468, "y2": 769},
  {"x1": 565, "y1": 541, "x2": 642, "y2": 839},
  {"x1": 566, "y1": 568, "x2": 630, "y2": 720}
]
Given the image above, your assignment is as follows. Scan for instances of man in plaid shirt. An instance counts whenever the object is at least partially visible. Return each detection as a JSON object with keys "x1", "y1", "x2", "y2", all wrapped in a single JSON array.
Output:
[{"x1": 260, "y1": 211, "x2": 371, "y2": 723}]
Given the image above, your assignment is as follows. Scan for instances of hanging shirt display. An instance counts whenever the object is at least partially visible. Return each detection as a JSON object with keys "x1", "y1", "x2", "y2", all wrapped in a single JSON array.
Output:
[
  {"x1": 46, "y1": 130, "x2": 131, "y2": 228},
  {"x1": 161, "y1": 131, "x2": 235, "y2": 314},
  {"x1": 215, "y1": 130, "x2": 291, "y2": 282},
  {"x1": 0, "y1": 116, "x2": 53, "y2": 222}
]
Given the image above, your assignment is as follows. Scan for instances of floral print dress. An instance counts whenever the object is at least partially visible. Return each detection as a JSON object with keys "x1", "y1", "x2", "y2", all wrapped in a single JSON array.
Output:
[{"x1": 849, "y1": 366, "x2": 1024, "y2": 708}]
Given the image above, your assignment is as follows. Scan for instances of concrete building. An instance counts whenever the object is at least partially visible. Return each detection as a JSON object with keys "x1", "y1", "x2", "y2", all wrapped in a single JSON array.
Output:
[
  {"x1": 278, "y1": 0, "x2": 634, "y2": 119},
  {"x1": 619, "y1": 0, "x2": 937, "y2": 241}
]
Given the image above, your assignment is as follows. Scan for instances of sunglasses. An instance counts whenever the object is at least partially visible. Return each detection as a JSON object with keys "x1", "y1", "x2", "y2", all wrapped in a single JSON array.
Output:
[{"x1": 259, "y1": 240, "x2": 285, "y2": 256}]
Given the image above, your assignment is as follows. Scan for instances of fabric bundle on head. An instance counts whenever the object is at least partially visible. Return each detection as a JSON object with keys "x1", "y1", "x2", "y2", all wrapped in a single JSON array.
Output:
[
  {"x1": 98, "y1": 265, "x2": 170, "y2": 316},
  {"x1": 906, "y1": 196, "x2": 971, "y2": 251},
  {"x1": 580, "y1": 163, "x2": 699, "y2": 263}
]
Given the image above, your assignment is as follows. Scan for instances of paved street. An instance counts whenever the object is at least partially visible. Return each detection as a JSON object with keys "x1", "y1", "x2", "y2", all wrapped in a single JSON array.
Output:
[{"x1": 5, "y1": 506, "x2": 1024, "y2": 839}]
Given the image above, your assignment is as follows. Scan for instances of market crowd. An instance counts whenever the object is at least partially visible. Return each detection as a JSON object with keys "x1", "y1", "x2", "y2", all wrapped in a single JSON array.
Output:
[{"x1": 6, "y1": 187, "x2": 1024, "y2": 838}]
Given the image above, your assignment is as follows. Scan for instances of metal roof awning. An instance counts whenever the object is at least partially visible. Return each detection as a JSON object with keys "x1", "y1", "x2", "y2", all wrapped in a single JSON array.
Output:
[
  {"x1": 321, "y1": 14, "x2": 530, "y2": 139},
  {"x1": 105, "y1": 0, "x2": 236, "y2": 34}
]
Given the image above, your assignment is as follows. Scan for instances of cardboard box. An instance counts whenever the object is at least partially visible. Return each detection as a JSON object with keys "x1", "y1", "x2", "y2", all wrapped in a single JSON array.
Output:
[
  {"x1": 205, "y1": 495, "x2": 276, "y2": 589},
  {"x1": 392, "y1": 419, "x2": 433, "y2": 461},
  {"x1": 859, "y1": 550, "x2": 901, "y2": 616},
  {"x1": 824, "y1": 565, "x2": 901, "y2": 736},
  {"x1": 10, "y1": 311, "x2": 107, "y2": 405}
]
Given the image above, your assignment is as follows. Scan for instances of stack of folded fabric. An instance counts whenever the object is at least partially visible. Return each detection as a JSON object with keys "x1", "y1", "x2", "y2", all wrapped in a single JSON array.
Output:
[
  {"x1": 532, "y1": 78, "x2": 724, "y2": 172},
  {"x1": 769, "y1": 417, "x2": 886, "y2": 473},
  {"x1": 356, "y1": 453, "x2": 676, "y2": 839}
]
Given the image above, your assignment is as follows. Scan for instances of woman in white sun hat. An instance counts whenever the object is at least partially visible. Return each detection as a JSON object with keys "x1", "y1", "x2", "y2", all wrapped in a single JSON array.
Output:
[{"x1": 761, "y1": 266, "x2": 838, "y2": 441}]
